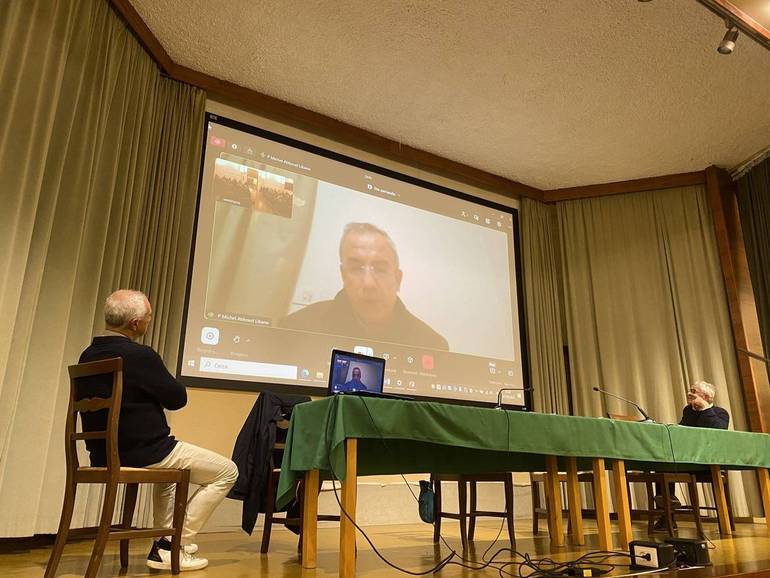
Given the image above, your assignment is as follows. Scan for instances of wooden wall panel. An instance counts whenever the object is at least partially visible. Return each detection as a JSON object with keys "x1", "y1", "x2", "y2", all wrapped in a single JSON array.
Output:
[{"x1": 705, "y1": 166, "x2": 770, "y2": 432}]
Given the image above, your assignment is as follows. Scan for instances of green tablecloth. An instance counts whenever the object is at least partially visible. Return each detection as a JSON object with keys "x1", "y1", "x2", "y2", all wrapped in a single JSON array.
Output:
[{"x1": 276, "y1": 395, "x2": 770, "y2": 508}]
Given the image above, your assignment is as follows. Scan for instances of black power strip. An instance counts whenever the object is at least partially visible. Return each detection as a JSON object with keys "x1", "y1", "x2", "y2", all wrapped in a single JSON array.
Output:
[{"x1": 665, "y1": 538, "x2": 711, "y2": 566}]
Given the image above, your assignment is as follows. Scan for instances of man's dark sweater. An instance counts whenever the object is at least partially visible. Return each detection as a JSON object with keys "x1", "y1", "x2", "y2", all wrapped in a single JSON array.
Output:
[
  {"x1": 679, "y1": 405, "x2": 729, "y2": 429},
  {"x1": 79, "y1": 335, "x2": 186, "y2": 467},
  {"x1": 280, "y1": 290, "x2": 449, "y2": 350}
]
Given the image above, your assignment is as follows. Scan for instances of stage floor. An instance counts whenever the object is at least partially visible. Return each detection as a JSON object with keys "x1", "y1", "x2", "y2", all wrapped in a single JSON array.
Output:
[{"x1": 2, "y1": 519, "x2": 770, "y2": 577}]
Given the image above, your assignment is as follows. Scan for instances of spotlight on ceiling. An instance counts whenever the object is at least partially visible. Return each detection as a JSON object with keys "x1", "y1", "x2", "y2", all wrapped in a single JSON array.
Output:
[{"x1": 718, "y1": 23, "x2": 739, "y2": 54}]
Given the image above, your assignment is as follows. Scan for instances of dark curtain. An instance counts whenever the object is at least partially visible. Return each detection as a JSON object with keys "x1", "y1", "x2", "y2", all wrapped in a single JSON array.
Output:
[{"x1": 736, "y1": 158, "x2": 770, "y2": 368}]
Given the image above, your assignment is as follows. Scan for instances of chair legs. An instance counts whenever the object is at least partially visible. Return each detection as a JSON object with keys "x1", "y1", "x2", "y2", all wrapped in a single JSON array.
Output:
[
  {"x1": 504, "y1": 475, "x2": 516, "y2": 547},
  {"x1": 468, "y1": 481, "x2": 477, "y2": 542},
  {"x1": 531, "y1": 480, "x2": 540, "y2": 535},
  {"x1": 645, "y1": 481, "x2": 656, "y2": 535},
  {"x1": 120, "y1": 483, "x2": 139, "y2": 568},
  {"x1": 170, "y1": 471, "x2": 190, "y2": 575},
  {"x1": 471, "y1": 477, "x2": 515, "y2": 546},
  {"x1": 457, "y1": 480, "x2": 469, "y2": 551},
  {"x1": 435, "y1": 475, "x2": 514, "y2": 550},
  {"x1": 44, "y1": 483, "x2": 77, "y2": 578},
  {"x1": 85, "y1": 481, "x2": 120, "y2": 578},
  {"x1": 297, "y1": 480, "x2": 304, "y2": 555},
  {"x1": 685, "y1": 478, "x2": 704, "y2": 539},
  {"x1": 261, "y1": 471, "x2": 278, "y2": 554},
  {"x1": 661, "y1": 480, "x2": 676, "y2": 537},
  {"x1": 723, "y1": 473, "x2": 735, "y2": 531},
  {"x1": 432, "y1": 476, "x2": 442, "y2": 543}
]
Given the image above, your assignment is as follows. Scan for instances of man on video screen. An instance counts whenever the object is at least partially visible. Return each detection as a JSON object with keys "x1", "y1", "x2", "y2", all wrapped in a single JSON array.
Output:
[
  {"x1": 339, "y1": 367, "x2": 367, "y2": 392},
  {"x1": 281, "y1": 222, "x2": 449, "y2": 350}
]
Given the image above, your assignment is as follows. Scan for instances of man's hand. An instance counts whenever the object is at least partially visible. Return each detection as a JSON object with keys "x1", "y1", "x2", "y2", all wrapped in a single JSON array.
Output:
[{"x1": 690, "y1": 396, "x2": 710, "y2": 411}]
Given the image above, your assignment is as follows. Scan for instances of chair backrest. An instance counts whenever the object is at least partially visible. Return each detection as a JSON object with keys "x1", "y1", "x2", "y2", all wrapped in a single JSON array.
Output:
[
  {"x1": 607, "y1": 412, "x2": 644, "y2": 422},
  {"x1": 66, "y1": 358, "x2": 123, "y2": 477}
]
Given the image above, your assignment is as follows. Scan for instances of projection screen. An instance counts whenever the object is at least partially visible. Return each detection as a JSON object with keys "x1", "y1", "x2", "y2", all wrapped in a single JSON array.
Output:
[{"x1": 178, "y1": 113, "x2": 530, "y2": 408}]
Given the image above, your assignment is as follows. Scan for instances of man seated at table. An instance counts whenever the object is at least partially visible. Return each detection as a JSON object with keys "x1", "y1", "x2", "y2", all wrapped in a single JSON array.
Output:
[{"x1": 654, "y1": 380, "x2": 729, "y2": 531}]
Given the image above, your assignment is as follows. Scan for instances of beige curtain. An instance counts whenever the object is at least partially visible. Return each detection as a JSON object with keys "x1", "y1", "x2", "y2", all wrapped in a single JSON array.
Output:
[
  {"x1": 0, "y1": 0, "x2": 205, "y2": 536},
  {"x1": 521, "y1": 198, "x2": 570, "y2": 414},
  {"x1": 557, "y1": 186, "x2": 759, "y2": 516}
]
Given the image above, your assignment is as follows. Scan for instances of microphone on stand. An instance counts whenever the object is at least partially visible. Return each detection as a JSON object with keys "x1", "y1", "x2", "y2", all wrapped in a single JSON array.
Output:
[
  {"x1": 495, "y1": 386, "x2": 534, "y2": 409},
  {"x1": 736, "y1": 347, "x2": 770, "y2": 365},
  {"x1": 592, "y1": 386, "x2": 655, "y2": 423}
]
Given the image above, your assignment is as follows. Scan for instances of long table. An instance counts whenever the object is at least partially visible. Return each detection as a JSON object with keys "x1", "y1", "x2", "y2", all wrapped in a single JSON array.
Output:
[{"x1": 276, "y1": 395, "x2": 770, "y2": 578}]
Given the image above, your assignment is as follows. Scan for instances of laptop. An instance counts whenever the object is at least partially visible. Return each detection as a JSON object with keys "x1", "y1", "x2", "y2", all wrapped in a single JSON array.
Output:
[{"x1": 327, "y1": 349, "x2": 412, "y2": 400}]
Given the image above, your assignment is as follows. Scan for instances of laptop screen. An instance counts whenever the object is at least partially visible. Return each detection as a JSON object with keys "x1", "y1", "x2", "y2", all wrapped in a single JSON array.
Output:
[{"x1": 328, "y1": 349, "x2": 385, "y2": 395}]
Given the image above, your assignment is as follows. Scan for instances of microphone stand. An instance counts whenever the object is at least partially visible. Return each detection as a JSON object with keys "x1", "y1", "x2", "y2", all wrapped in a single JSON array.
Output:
[
  {"x1": 736, "y1": 347, "x2": 770, "y2": 367},
  {"x1": 592, "y1": 386, "x2": 655, "y2": 423},
  {"x1": 495, "y1": 387, "x2": 532, "y2": 409}
]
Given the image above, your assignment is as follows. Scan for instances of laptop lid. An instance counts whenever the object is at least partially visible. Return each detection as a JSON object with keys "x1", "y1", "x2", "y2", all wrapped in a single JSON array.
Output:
[{"x1": 328, "y1": 349, "x2": 385, "y2": 395}]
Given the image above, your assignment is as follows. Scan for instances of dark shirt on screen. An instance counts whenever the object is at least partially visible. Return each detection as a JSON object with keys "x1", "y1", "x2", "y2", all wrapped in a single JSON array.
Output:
[{"x1": 279, "y1": 290, "x2": 449, "y2": 350}]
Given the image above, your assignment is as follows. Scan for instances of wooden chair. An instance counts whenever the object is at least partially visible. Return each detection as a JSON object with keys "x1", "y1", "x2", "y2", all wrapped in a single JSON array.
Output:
[
  {"x1": 627, "y1": 471, "x2": 704, "y2": 537},
  {"x1": 431, "y1": 473, "x2": 515, "y2": 550},
  {"x1": 606, "y1": 413, "x2": 709, "y2": 538},
  {"x1": 693, "y1": 470, "x2": 735, "y2": 531},
  {"x1": 45, "y1": 358, "x2": 190, "y2": 577},
  {"x1": 530, "y1": 471, "x2": 596, "y2": 534},
  {"x1": 260, "y1": 420, "x2": 340, "y2": 554}
]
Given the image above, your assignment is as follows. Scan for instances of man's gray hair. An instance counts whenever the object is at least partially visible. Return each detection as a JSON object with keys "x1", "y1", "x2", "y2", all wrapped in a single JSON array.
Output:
[
  {"x1": 339, "y1": 222, "x2": 399, "y2": 266},
  {"x1": 104, "y1": 289, "x2": 149, "y2": 327},
  {"x1": 693, "y1": 380, "x2": 716, "y2": 400}
]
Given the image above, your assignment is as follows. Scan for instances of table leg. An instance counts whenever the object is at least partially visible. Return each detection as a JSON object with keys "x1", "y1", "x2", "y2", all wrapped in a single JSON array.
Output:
[
  {"x1": 301, "y1": 469, "x2": 319, "y2": 568},
  {"x1": 545, "y1": 455, "x2": 564, "y2": 547},
  {"x1": 565, "y1": 457, "x2": 584, "y2": 545},
  {"x1": 340, "y1": 439, "x2": 358, "y2": 578},
  {"x1": 757, "y1": 468, "x2": 770, "y2": 536},
  {"x1": 710, "y1": 465, "x2": 731, "y2": 536},
  {"x1": 611, "y1": 460, "x2": 632, "y2": 548},
  {"x1": 592, "y1": 458, "x2": 612, "y2": 550}
]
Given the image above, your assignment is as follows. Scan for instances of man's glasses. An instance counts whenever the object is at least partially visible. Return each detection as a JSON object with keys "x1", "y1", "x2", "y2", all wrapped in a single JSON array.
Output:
[{"x1": 342, "y1": 262, "x2": 394, "y2": 279}]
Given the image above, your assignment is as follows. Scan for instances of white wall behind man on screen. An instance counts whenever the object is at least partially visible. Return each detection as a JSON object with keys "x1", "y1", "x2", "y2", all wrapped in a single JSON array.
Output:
[{"x1": 290, "y1": 181, "x2": 516, "y2": 360}]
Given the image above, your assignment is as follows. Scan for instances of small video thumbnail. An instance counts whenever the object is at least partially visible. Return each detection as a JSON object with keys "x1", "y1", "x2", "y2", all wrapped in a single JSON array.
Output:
[
  {"x1": 212, "y1": 158, "x2": 251, "y2": 206},
  {"x1": 212, "y1": 158, "x2": 294, "y2": 218},
  {"x1": 249, "y1": 168, "x2": 294, "y2": 218}
]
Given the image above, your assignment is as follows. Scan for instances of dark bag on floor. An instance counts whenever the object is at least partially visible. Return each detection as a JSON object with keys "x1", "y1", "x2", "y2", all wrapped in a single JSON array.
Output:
[{"x1": 418, "y1": 480, "x2": 436, "y2": 523}]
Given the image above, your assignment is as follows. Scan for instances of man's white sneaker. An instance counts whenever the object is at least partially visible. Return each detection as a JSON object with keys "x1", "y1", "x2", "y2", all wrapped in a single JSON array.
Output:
[
  {"x1": 156, "y1": 537, "x2": 198, "y2": 555},
  {"x1": 146, "y1": 541, "x2": 208, "y2": 571}
]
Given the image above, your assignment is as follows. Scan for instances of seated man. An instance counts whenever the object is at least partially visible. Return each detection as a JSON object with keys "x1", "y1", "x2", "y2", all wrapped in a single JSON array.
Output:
[
  {"x1": 340, "y1": 366, "x2": 368, "y2": 392},
  {"x1": 654, "y1": 380, "x2": 729, "y2": 530},
  {"x1": 679, "y1": 380, "x2": 729, "y2": 429},
  {"x1": 79, "y1": 290, "x2": 238, "y2": 571}
]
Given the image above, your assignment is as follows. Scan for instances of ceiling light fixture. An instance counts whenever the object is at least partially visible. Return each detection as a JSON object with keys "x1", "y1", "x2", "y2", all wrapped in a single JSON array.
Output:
[{"x1": 718, "y1": 23, "x2": 739, "y2": 54}]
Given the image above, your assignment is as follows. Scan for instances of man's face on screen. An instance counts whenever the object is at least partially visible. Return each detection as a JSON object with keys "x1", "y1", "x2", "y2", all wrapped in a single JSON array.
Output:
[
  {"x1": 340, "y1": 231, "x2": 403, "y2": 326},
  {"x1": 352, "y1": 367, "x2": 361, "y2": 380}
]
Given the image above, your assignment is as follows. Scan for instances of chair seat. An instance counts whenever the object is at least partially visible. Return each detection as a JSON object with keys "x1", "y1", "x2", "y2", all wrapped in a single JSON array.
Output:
[
  {"x1": 75, "y1": 467, "x2": 187, "y2": 484},
  {"x1": 626, "y1": 472, "x2": 693, "y2": 484},
  {"x1": 433, "y1": 473, "x2": 510, "y2": 483}
]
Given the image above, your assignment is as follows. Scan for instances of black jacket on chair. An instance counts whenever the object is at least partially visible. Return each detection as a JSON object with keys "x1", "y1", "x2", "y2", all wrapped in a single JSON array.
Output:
[{"x1": 227, "y1": 391, "x2": 310, "y2": 534}]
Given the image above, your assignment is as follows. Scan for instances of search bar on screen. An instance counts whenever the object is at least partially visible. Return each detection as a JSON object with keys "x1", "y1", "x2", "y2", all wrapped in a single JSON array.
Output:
[{"x1": 199, "y1": 357, "x2": 298, "y2": 380}]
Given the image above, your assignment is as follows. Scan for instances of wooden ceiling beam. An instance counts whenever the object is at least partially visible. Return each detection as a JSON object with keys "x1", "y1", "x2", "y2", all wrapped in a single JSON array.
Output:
[
  {"x1": 107, "y1": 0, "x2": 543, "y2": 201},
  {"x1": 544, "y1": 171, "x2": 706, "y2": 202}
]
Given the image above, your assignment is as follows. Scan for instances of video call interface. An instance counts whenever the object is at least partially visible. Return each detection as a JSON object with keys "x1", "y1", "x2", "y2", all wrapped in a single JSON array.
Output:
[
  {"x1": 179, "y1": 113, "x2": 529, "y2": 407},
  {"x1": 329, "y1": 352, "x2": 385, "y2": 394}
]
